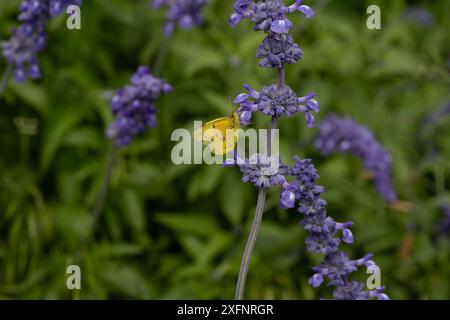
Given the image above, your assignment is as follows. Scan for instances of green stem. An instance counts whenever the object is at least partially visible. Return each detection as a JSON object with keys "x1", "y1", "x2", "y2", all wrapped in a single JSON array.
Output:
[
  {"x1": 235, "y1": 115, "x2": 278, "y2": 300},
  {"x1": 235, "y1": 188, "x2": 267, "y2": 300},
  {"x1": 277, "y1": 68, "x2": 285, "y2": 89},
  {"x1": 0, "y1": 63, "x2": 13, "y2": 98},
  {"x1": 91, "y1": 145, "x2": 117, "y2": 235}
]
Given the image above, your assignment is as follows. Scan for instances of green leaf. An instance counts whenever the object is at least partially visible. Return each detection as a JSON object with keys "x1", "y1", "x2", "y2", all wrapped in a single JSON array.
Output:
[
  {"x1": 187, "y1": 165, "x2": 223, "y2": 201},
  {"x1": 51, "y1": 205, "x2": 91, "y2": 246},
  {"x1": 99, "y1": 263, "x2": 153, "y2": 299},
  {"x1": 63, "y1": 127, "x2": 103, "y2": 150},
  {"x1": 9, "y1": 82, "x2": 49, "y2": 115},
  {"x1": 40, "y1": 108, "x2": 81, "y2": 173},
  {"x1": 95, "y1": 243, "x2": 145, "y2": 258},
  {"x1": 120, "y1": 188, "x2": 146, "y2": 235},
  {"x1": 155, "y1": 212, "x2": 219, "y2": 237}
]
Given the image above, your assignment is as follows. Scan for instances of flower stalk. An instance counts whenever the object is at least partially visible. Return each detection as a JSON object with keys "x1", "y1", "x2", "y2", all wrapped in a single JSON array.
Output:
[
  {"x1": 0, "y1": 64, "x2": 12, "y2": 98},
  {"x1": 1, "y1": 1, "x2": 82, "y2": 84},
  {"x1": 89, "y1": 66, "x2": 171, "y2": 236},
  {"x1": 91, "y1": 144, "x2": 117, "y2": 234},
  {"x1": 229, "y1": 0, "x2": 388, "y2": 300},
  {"x1": 235, "y1": 188, "x2": 267, "y2": 300},
  {"x1": 235, "y1": 57, "x2": 283, "y2": 299}
]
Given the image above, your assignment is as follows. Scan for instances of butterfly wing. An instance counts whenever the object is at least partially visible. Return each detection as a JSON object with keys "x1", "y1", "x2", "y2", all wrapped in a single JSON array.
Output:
[
  {"x1": 194, "y1": 112, "x2": 239, "y2": 155},
  {"x1": 194, "y1": 116, "x2": 230, "y2": 143},
  {"x1": 220, "y1": 112, "x2": 239, "y2": 155}
]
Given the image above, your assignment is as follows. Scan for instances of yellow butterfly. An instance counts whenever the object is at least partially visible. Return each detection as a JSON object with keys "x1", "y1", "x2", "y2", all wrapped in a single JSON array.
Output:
[{"x1": 194, "y1": 111, "x2": 240, "y2": 155}]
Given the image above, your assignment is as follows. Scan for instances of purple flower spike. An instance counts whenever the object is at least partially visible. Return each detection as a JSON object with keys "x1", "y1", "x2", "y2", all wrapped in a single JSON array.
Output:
[
  {"x1": 230, "y1": 0, "x2": 313, "y2": 34},
  {"x1": 233, "y1": 154, "x2": 388, "y2": 299},
  {"x1": 314, "y1": 115, "x2": 397, "y2": 203},
  {"x1": 288, "y1": 157, "x2": 388, "y2": 299},
  {"x1": 106, "y1": 66, "x2": 172, "y2": 147},
  {"x1": 227, "y1": 0, "x2": 387, "y2": 300},
  {"x1": 257, "y1": 33, "x2": 303, "y2": 68},
  {"x1": 2, "y1": 0, "x2": 82, "y2": 82},
  {"x1": 239, "y1": 154, "x2": 288, "y2": 189},
  {"x1": 234, "y1": 84, "x2": 318, "y2": 126},
  {"x1": 2, "y1": 28, "x2": 43, "y2": 82}
]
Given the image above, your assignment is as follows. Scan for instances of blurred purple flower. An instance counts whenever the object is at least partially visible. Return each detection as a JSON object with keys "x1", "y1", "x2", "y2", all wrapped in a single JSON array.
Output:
[
  {"x1": 314, "y1": 115, "x2": 397, "y2": 203},
  {"x1": 106, "y1": 66, "x2": 172, "y2": 146},
  {"x1": 18, "y1": 0, "x2": 81, "y2": 25},
  {"x1": 422, "y1": 103, "x2": 450, "y2": 129},
  {"x1": 402, "y1": 6, "x2": 434, "y2": 27},
  {"x1": 1, "y1": 26, "x2": 45, "y2": 81},
  {"x1": 1, "y1": 0, "x2": 82, "y2": 82},
  {"x1": 153, "y1": 0, "x2": 209, "y2": 35},
  {"x1": 419, "y1": 103, "x2": 450, "y2": 160}
]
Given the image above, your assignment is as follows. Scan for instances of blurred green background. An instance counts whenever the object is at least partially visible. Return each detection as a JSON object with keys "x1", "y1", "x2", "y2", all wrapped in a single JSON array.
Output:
[{"x1": 0, "y1": 0, "x2": 449, "y2": 299}]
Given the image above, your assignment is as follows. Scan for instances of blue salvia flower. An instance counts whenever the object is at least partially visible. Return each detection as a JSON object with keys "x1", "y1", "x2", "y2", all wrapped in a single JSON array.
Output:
[
  {"x1": 230, "y1": 153, "x2": 389, "y2": 299},
  {"x1": 1, "y1": 0, "x2": 82, "y2": 82},
  {"x1": 281, "y1": 157, "x2": 388, "y2": 299},
  {"x1": 106, "y1": 66, "x2": 172, "y2": 146},
  {"x1": 93, "y1": 65, "x2": 170, "y2": 234},
  {"x1": 256, "y1": 33, "x2": 303, "y2": 68},
  {"x1": 152, "y1": 0, "x2": 209, "y2": 35},
  {"x1": 333, "y1": 280, "x2": 387, "y2": 300},
  {"x1": 228, "y1": 0, "x2": 388, "y2": 300},
  {"x1": 18, "y1": 0, "x2": 79, "y2": 25},
  {"x1": 229, "y1": 0, "x2": 313, "y2": 33},
  {"x1": 314, "y1": 115, "x2": 397, "y2": 204},
  {"x1": 239, "y1": 154, "x2": 289, "y2": 188},
  {"x1": 234, "y1": 84, "x2": 318, "y2": 127},
  {"x1": 1, "y1": 26, "x2": 46, "y2": 81}
]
